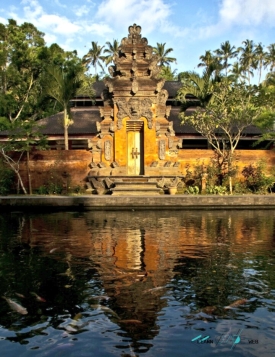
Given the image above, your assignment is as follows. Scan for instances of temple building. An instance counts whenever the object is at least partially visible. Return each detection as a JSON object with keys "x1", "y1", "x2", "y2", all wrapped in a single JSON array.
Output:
[{"x1": 0, "y1": 24, "x2": 269, "y2": 194}]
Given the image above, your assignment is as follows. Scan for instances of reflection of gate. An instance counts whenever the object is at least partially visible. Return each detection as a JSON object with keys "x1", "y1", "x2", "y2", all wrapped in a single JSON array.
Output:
[{"x1": 127, "y1": 121, "x2": 144, "y2": 175}]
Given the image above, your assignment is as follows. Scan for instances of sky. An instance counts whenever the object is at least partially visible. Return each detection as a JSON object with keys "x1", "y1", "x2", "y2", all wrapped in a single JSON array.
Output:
[{"x1": 1, "y1": 0, "x2": 275, "y2": 78}]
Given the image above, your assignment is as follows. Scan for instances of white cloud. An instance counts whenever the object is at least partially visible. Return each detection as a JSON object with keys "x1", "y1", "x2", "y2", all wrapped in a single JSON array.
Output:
[
  {"x1": 219, "y1": 0, "x2": 275, "y2": 26},
  {"x1": 95, "y1": 0, "x2": 172, "y2": 34},
  {"x1": 43, "y1": 32, "x2": 57, "y2": 45},
  {"x1": 74, "y1": 5, "x2": 90, "y2": 17},
  {"x1": 38, "y1": 14, "x2": 81, "y2": 35},
  {"x1": 83, "y1": 22, "x2": 113, "y2": 37},
  {"x1": 19, "y1": 0, "x2": 81, "y2": 36}
]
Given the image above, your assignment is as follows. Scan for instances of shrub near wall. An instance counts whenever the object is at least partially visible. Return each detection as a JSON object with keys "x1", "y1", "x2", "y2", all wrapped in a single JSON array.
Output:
[
  {"x1": 16, "y1": 149, "x2": 275, "y2": 194},
  {"x1": 177, "y1": 149, "x2": 275, "y2": 180}
]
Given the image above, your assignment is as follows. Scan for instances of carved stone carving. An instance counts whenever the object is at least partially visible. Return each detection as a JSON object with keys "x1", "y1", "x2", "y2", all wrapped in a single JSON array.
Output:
[
  {"x1": 96, "y1": 121, "x2": 101, "y2": 132},
  {"x1": 158, "y1": 89, "x2": 169, "y2": 105},
  {"x1": 168, "y1": 136, "x2": 173, "y2": 149},
  {"x1": 156, "y1": 78, "x2": 165, "y2": 93},
  {"x1": 104, "y1": 140, "x2": 111, "y2": 161},
  {"x1": 131, "y1": 78, "x2": 138, "y2": 94},
  {"x1": 115, "y1": 97, "x2": 152, "y2": 129},
  {"x1": 104, "y1": 77, "x2": 114, "y2": 93},
  {"x1": 159, "y1": 140, "x2": 166, "y2": 160}
]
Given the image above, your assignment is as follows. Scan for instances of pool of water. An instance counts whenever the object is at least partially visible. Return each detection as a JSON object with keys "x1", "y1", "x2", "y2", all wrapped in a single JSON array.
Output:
[{"x1": 0, "y1": 209, "x2": 274, "y2": 356}]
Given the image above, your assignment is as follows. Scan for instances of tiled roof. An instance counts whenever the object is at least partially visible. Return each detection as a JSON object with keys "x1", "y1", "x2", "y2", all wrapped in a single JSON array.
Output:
[{"x1": 37, "y1": 107, "x2": 100, "y2": 135}]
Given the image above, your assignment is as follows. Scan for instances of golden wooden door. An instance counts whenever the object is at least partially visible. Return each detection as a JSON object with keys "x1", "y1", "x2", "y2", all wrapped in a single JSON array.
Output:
[{"x1": 127, "y1": 121, "x2": 144, "y2": 175}]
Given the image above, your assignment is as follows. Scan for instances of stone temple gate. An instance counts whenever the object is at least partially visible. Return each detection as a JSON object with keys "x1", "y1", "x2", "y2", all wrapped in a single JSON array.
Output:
[{"x1": 87, "y1": 24, "x2": 183, "y2": 195}]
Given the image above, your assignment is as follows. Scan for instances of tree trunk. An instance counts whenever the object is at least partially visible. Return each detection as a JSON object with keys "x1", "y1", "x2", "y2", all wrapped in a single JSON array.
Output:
[
  {"x1": 64, "y1": 107, "x2": 69, "y2": 150},
  {"x1": 0, "y1": 149, "x2": 28, "y2": 194},
  {"x1": 26, "y1": 150, "x2": 32, "y2": 194}
]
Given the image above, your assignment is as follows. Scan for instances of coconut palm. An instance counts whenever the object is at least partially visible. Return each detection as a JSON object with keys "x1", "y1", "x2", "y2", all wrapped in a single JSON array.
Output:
[
  {"x1": 103, "y1": 39, "x2": 120, "y2": 65},
  {"x1": 43, "y1": 63, "x2": 83, "y2": 150},
  {"x1": 254, "y1": 43, "x2": 267, "y2": 84},
  {"x1": 152, "y1": 42, "x2": 177, "y2": 67},
  {"x1": 228, "y1": 61, "x2": 248, "y2": 83},
  {"x1": 82, "y1": 41, "x2": 105, "y2": 75},
  {"x1": 238, "y1": 39, "x2": 256, "y2": 84},
  {"x1": 176, "y1": 70, "x2": 216, "y2": 108},
  {"x1": 264, "y1": 43, "x2": 275, "y2": 72},
  {"x1": 198, "y1": 50, "x2": 223, "y2": 79},
  {"x1": 214, "y1": 41, "x2": 238, "y2": 76}
]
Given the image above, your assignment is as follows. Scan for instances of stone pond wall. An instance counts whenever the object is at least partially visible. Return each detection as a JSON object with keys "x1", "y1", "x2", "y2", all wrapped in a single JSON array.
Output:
[{"x1": 14, "y1": 149, "x2": 275, "y2": 193}]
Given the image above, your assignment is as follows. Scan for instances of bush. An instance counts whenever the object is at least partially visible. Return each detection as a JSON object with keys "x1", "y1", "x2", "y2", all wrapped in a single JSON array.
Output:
[
  {"x1": 0, "y1": 162, "x2": 15, "y2": 195},
  {"x1": 241, "y1": 161, "x2": 275, "y2": 193}
]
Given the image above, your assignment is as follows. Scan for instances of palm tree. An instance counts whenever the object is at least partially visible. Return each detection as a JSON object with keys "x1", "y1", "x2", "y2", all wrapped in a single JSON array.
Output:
[
  {"x1": 214, "y1": 41, "x2": 238, "y2": 76},
  {"x1": 254, "y1": 43, "x2": 266, "y2": 84},
  {"x1": 152, "y1": 42, "x2": 177, "y2": 67},
  {"x1": 264, "y1": 43, "x2": 275, "y2": 72},
  {"x1": 103, "y1": 39, "x2": 120, "y2": 65},
  {"x1": 228, "y1": 61, "x2": 248, "y2": 83},
  {"x1": 176, "y1": 70, "x2": 216, "y2": 108},
  {"x1": 238, "y1": 39, "x2": 256, "y2": 84},
  {"x1": 198, "y1": 50, "x2": 223, "y2": 79},
  {"x1": 82, "y1": 41, "x2": 105, "y2": 75},
  {"x1": 43, "y1": 63, "x2": 83, "y2": 150},
  {"x1": 158, "y1": 66, "x2": 177, "y2": 81}
]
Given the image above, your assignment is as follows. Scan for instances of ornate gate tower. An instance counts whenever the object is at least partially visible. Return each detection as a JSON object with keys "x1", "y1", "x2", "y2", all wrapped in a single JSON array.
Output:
[{"x1": 89, "y1": 24, "x2": 182, "y2": 187}]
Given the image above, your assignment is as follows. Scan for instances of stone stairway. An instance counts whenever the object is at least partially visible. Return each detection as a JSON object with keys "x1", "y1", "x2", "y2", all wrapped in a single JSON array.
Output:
[{"x1": 110, "y1": 177, "x2": 161, "y2": 196}]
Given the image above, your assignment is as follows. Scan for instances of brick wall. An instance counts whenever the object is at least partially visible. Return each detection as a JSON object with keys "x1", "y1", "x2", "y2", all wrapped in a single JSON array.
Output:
[{"x1": 15, "y1": 149, "x2": 275, "y2": 192}]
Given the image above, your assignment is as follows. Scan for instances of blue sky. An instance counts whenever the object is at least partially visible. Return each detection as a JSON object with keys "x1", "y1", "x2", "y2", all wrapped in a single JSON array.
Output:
[{"x1": 1, "y1": 0, "x2": 275, "y2": 78}]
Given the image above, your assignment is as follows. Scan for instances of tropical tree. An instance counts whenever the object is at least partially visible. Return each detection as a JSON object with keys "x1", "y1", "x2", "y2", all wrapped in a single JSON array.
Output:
[
  {"x1": 179, "y1": 81, "x2": 263, "y2": 193},
  {"x1": 103, "y1": 39, "x2": 120, "y2": 65},
  {"x1": 158, "y1": 66, "x2": 177, "y2": 81},
  {"x1": 42, "y1": 62, "x2": 84, "y2": 150},
  {"x1": 264, "y1": 43, "x2": 275, "y2": 72},
  {"x1": 176, "y1": 69, "x2": 217, "y2": 108},
  {"x1": 0, "y1": 19, "x2": 46, "y2": 123},
  {"x1": 82, "y1": 41, "x2": 105, "y2": 75},
  {"x1": 238, "y1": 39, "x2": 256, "y2": 84},
  {"x1": 152, "y1": 42, "x2": 177, "y2": 67},
  {"x1": 197, "y1": 50, "x2": 223, "y2": 79},
  {"x1": 254, "y1": 43, "x2": 266, "y2": 84},
  {"x1": 214, "y1": 41, "x2": 238, "y2": 76},
  {"x1": 0, "y1": 119, "x2": 48, "y2": 194},
  {"x1": 228, "y1": 61, "x2": 247, "y2": 83}
]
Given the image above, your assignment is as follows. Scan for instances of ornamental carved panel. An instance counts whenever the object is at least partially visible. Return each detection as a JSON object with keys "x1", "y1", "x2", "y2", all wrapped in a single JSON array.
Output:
[
  {"x1": 159, "y1": 140, "x2": 166, "y2": 160},
  {"x1": 115, "y1": 98, "x2": 153, "y2": 129},
  {"x1": 104, "y1": 140, "x2": 111, "y2": 161}
]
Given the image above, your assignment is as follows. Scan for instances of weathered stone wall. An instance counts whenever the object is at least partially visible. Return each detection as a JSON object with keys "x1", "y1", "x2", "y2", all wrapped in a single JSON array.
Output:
[
  {"x1": 17, "y1": 150, "x2": 92, "y2": 192},
  {"x1": 177, "y1": 149, "x2": 275, "y2": 177},
  {"x1": 15, "y1": 149, "x2": 275, "y2": 192}
]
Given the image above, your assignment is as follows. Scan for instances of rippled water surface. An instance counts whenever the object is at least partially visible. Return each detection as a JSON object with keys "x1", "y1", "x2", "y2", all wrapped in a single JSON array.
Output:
[{"x1": 0, "y1": 209, "x2": 275, "y2": 357}]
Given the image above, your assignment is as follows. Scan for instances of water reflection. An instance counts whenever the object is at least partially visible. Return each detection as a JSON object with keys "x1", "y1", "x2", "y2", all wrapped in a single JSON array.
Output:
[{"x1": 0, "y1": 210, "x2": 275, "y2": 356}]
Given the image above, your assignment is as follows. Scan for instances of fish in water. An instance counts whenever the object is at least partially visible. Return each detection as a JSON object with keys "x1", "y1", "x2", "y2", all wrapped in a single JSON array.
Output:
[
  {"x1": 119, "y1": 319, "x2": 142, "y2": 324},
  {"x1": 31, "y1": 292, "x2": 46, "y2": 302},
  {"x1": 224, "y1": 298, "x2": 248, "y2": 309},
  {"x1": 90, "y1": 304, "x2": 120, "y2": 319},
  {"x1": 2, "y1": 296, "x2": 28, "y2": 315},
  {"x1": 15, "y1": 293, "x2": 26, "y2": 299},
  {"x1": 144, "y1": 286, "x2": 165, "y2": 293}
]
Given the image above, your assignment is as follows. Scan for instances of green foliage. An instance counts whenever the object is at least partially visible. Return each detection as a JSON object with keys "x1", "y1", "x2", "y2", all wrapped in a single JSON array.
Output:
[
  {"x1": 0, "y1": 117, "x2": 10, "y2": 131},
  {"x1": 82, "y1": 41, "x2": 106, "y2": 75},
  {"x1": 0, "y1": 161, "x2": 15, "y2": 195},
  {"x1": 206, "y1": 185, "x2": 228, "y2": 195},
  {"x1": 152, "y1": 43, "x2": 177, "y2": 67},
  {"x1": 0, "y1": 19, "x2": 46, "y2": 123},
  {"x1": 185, "y1": 185, "x2": 200, "y2": 195},
  {"x1": 241, "y1": 161, "x2": 275, "y2": 193},
  {"x1": 158, "y1": 66, "x2": 178, "y2": 81}
]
